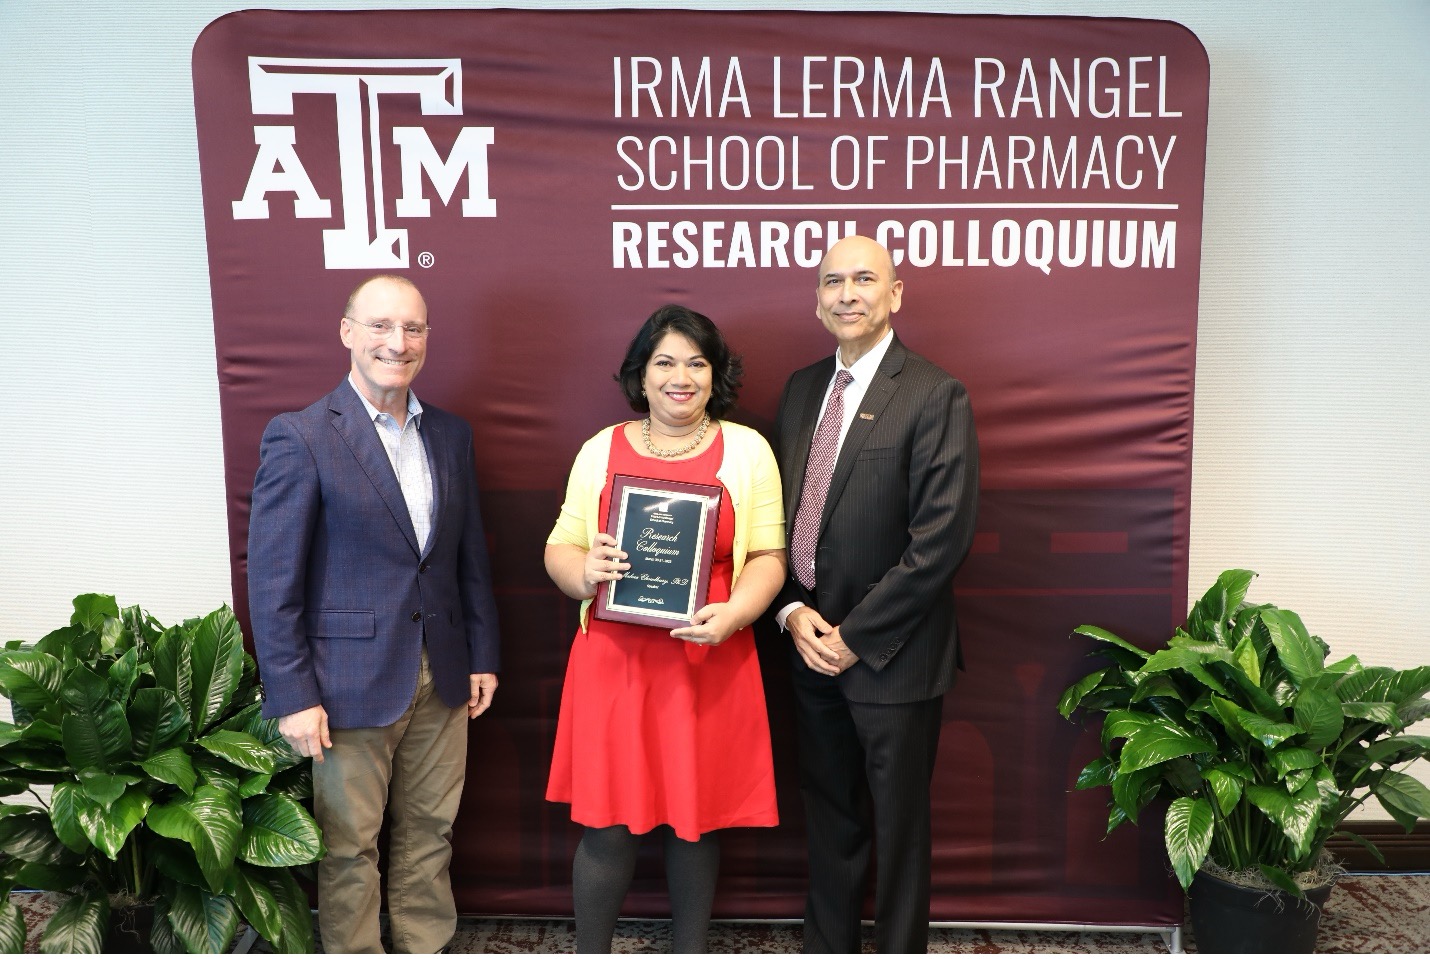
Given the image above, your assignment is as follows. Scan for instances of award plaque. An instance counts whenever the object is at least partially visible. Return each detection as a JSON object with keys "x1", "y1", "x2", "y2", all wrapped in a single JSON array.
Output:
[{"x1": 594, "y1": 474, "x2": 723, "y2": 628}]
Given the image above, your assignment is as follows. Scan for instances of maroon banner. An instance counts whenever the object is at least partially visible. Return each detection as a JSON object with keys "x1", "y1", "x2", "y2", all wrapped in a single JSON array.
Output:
[{"x1": 195, "y1": 10, "x2": 1207, "y2": 925}]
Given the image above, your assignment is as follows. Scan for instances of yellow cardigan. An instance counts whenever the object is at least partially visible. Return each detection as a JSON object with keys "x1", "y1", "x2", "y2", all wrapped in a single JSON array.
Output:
[{"x1": 547, "y1": 421, "x2": 786, "y2": 631}]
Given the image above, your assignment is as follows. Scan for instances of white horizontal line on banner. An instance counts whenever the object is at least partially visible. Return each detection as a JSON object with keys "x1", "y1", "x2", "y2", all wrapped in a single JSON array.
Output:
[{"x1": 610, "y1": 202, "x2": 1181, "y2": 211}]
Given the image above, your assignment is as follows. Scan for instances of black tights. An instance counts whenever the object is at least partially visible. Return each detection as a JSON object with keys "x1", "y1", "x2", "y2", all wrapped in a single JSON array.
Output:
[{"x1": 572, "y1": 824, "x2": 721, "y2": 953}]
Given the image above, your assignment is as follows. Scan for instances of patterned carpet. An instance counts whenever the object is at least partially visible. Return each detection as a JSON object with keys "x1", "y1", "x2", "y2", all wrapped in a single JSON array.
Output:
[{"x1": 12, "y1": 873, "x2": 1430, "y2": 952}]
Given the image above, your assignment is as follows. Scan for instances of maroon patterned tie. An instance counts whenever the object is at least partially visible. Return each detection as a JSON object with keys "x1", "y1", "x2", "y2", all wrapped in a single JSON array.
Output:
[{"x1": 791, "y1": 370, "x2": 854, "y2": 590}]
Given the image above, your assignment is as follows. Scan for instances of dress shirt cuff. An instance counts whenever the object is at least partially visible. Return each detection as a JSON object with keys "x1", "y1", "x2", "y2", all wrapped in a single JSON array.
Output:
[{"x1": 775, "y1": 602, "x2": 805, "y2": 631}]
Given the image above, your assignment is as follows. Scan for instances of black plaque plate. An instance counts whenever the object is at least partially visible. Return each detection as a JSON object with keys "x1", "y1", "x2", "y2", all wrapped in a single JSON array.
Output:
[{"x1": 594, "y1": 474, "x2": 723, "y2": 628}]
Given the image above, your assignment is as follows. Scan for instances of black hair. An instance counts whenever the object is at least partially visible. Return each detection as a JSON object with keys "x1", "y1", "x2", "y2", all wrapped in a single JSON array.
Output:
[{"x1": 615, "y1": 304, "x2": 744, "y2": 418}]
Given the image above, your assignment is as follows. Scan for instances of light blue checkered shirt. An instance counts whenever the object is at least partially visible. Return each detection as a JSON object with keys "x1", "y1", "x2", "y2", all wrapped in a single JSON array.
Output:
[{"x1": 349, "y1": 377, "x2": 435, "y2": 553}]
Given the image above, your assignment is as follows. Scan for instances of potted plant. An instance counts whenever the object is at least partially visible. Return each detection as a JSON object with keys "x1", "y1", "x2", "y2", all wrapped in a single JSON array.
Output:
[
  {"x1": 1058, "y1": 569, "x2": 1430, "y2": 952},
  {"x1": 0, "y1": 593, "x2": 324, "y2": 953}
]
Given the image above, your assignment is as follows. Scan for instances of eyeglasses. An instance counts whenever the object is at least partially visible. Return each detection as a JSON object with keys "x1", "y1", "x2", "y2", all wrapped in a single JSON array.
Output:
[{"x1": 345, "y1": 317, "x2": 432, "y2": 339}]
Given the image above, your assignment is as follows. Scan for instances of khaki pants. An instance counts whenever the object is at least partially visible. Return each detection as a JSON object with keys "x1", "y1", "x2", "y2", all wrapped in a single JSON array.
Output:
[{"x1": 313, "y1": 650, "x2": 468, "y2": 953}]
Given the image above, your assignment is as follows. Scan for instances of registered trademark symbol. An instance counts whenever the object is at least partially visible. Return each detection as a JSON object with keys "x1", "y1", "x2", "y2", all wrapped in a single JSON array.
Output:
[{"x1": 417, "y1": 252, "x2": 435, "y2": 268}]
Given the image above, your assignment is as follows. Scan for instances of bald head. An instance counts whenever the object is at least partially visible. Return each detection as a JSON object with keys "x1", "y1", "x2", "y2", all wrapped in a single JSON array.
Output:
[
  {"x1": 818, "y1": 235, "x2": 898, "y2": 286},
  {"x1": 344, "y1": 274, "x2": 425, "y2": 320},
  {"x1": 815, "y1": 235, "x2": 904, "y2": 366}
]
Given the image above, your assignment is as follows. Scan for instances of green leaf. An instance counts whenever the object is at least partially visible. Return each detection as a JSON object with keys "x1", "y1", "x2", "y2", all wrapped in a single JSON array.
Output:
[
  {"x1": 239, "y1": 794, "x2": 325, "y2": 867},
  {"x1": 198, "y1": 731, "x2": 276, "y2": 775},
  {"x1": 152, "y1": 625, "x2": 194, "y2": 729},
  {"x1": 0, "y1": 651, "x2": 66, "y2": 721},
  {"x1": 49, "y1": 782, "x2": 92, "y2": 854},
  {"x1": 187, "y1": 607, "x2": 245, "y2": 734},
  {"x1": 239, "y1": 771, "x2": 273, "y2": 800},
  {"x1": 147, "y1": 784, "x2": 243, "y2": 893},
  {"x1": 1324, "y1": 654, "x2": 1362, "y2": 675},
  {"x1": 1245, "y1": 784, "x2": 1319, "y2": 859},
  {"x1": 1399, "y1": 697, "x2": 1430, "y2": 727},
  {"x1": 1139, "y1": 646, "x2": 1233, "y2": 679},
  {"x1": 1258, "y1": 864, "x2": 1306, "y2": 899},
  {"x1": 1211, "y1": 697, "x2": 1302, "y2": 749},
  {"x1": 140, "y1": 746, "x2": 198, "y2": 795},
  {"x1": 1130, "y1": 672, "x2": 1185, "y2": 704},
  {"x1": 1100, "y1": 710, "x2": 1151, "y2": 749},
  {"x1": 1231, "y1": 634, "x2": 1261, "y2": 687},
  {"x1": 194, "y1": 755, "x2": 241, "y2": 793},
  {"x1": 69, "y1": 593, "x2": 120, "y2": 633},
  {"x1": 106, "y1": 646, "x2": 141, "y2": 704},
  {"x1": 268, "y1": 763, "x2": 313, "y2": 802},
  {"x1": 0, "y1": 900, "x2": 25, "y2": 954},
  {"x1": 128, "y1": 687, "x2": 191, "y2": 759},
  {"x1": 1387, "y1": 666, "x2": 1430, "y2": 706},
  {"x1": 1261, "y1": 608, "x2": 1324, "y2": 687},
  {"x1": 11, "y1": 861, "x2": 88, "y2": 892},
  {"x1": 1105, "y1": 801, "x2": 1129, "y2": 835},
  {"x1": 1267, "y1": 747, "x2": 1320, "y2": 779},
  {"x1": 1331, "y1": 829, "x2": 1386, "y2": 866},
  {"x1": 1074, "y1": 757, "x2": 1114, "y2": 790},
  {"x1": 227, "y1": 864, "x2": 286, "y2": 947},
  {"x1": 1364, "y1": 735, "x2": 1430, "y2": 766},
  {"x1": 1164, "y1": 796, "x2": 1214, "y2": 891},
  {"x1": 150, "y1": 899, "x2": 183, "y2": 953},
  {"x1": 1342, "y1": 701, "x2": 1401, "y2": 727},
  {"x1": 260, "y1": 864, "x2": 316, "y2": 953},
  {"x1": 79, "y1": 785, "x2": 152, "y2": 860},
  {"x1": 243, "y1": 710, "x2": 302, "y2": 773},
  {"x1": 1293, "y1": 685, "x2": 1345, "y2": 750},
  {"x1": 149, "y1": 836, "x2": 207, "y2": 887},
  {"x1": 39, "y1": 888, "x2": 108, "y2": 954},
  {"x1": 1072, "y1": 625, "x2": 1151, "y2": 661},
  {"x1": 1375, "y1": 771, "x2": 1430, "y2": 822},
  {"x1": 0, "y1": 812, "x2": 79, "y2": 865},
  {"x1": 1111, "y1": 765, "x2": 1158, "y2": 825},
  {"x1": 1336, "y1": 666, "x2": 1396, "y2": 704},
  {"x1": 1120, "y1": 719, "x2": 1217, "y2": 774},
  {"x1": 1202, "y1": 767, "x2": 1244, "y2": 815},
  {"x1": 165, "y1": 882, "x2": 240, "y2": 954},
  {"x1": 78, "y1": 769, "x2": 138, "y2": 808},
  {"x1": 1191, "y1": 569, "x2": 1256, "y2": 628},
  {"x1": 58, "y1": 666, "x2": 132, "y2": 770},
  {"x1": 1058, "y1": 669, "x2": 1106, "y2": 718}
]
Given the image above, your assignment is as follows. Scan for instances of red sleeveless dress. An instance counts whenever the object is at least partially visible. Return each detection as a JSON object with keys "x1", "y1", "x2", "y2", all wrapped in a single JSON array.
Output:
[{"x1": 546, "y1": 426, "x2": 778, "y2": 840}]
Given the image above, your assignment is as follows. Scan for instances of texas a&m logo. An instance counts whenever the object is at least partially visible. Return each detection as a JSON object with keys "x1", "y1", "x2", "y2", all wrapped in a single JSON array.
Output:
[{"x1": 231, "y1": 58, "x2": 496, "y2": 269}]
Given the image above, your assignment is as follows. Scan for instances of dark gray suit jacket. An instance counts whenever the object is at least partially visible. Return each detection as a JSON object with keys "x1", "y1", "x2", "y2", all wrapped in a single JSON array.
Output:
[
  {"x1": 248, "y1": 379, "x2": 500, "y2": 728},
  {"x1": 775, "y1": 333, "x2": 978, "y2": 704}
]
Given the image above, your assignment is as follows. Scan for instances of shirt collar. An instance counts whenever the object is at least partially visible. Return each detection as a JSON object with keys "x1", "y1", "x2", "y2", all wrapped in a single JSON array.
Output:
[
  {"x1": 348, "y1": 374, "x2": 424, "y2": 426},
  {"x1": 835, "y1": 328, "x2": 894, "y2": 384}
]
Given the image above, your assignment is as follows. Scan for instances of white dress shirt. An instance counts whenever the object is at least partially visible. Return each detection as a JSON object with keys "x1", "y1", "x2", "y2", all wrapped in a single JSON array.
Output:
[{"x1": 350, "y1": 376, "x2": 435, "y2": 554}]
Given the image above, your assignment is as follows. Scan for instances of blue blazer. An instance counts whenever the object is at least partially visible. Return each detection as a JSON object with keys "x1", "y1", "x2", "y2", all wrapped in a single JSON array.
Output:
[{"x1": 248, "y1": 379, "x2": 500, "y2": 729}]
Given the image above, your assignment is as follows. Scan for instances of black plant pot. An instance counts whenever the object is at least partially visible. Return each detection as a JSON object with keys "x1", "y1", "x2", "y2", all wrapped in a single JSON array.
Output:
[
  {"x1": 1188, "y1": 869, "x2": 1335, "y2": 953},
  {"x1": 107, "y1": 903, "x2": 155, "y2": 954}
]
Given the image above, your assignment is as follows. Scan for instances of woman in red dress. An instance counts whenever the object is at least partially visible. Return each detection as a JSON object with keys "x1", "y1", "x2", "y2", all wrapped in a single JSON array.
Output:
[{"x1": 545, "y1": 305, "x2": 786, "y2": 952}]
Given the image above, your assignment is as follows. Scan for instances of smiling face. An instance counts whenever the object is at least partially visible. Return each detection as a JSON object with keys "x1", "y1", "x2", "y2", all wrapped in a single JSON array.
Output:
[
  {"x1": 816, "y1": 235, "x2": 903, "y2": 366},
  {"x1": 340, "y1": 277, "x2": 428, "y2": 413},
  {"x1": 642, "y1": 331, "x2": 713, "y2": 432}
]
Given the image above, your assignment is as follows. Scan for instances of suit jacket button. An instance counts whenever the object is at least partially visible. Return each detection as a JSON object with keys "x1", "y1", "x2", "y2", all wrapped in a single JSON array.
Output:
[
  {"x1": 411, "y1": 611, "x2": 422, "y2": 622},
  {"x1": 419, "y1": 563, "x2": 430, "y2": 574}
]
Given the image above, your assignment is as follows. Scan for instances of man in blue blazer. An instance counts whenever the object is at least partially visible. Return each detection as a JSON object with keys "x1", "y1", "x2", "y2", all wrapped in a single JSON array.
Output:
[
  {"x1": 774, "y1": 236, "x2": 979, "y2": 953},
  {"x1": 248, "y1": 275, "x2": 500, "y2": 953}
]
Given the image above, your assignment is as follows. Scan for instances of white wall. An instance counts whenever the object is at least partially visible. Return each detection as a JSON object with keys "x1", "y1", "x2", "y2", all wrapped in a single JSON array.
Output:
[{"x1": 3, "y1": 1, "x2": 1427, "y2": 805}]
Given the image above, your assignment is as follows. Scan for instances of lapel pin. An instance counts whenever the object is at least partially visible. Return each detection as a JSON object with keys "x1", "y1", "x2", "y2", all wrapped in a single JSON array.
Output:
[{"x1": 858, "y1": 413, "x2": 875, "y2": 420}]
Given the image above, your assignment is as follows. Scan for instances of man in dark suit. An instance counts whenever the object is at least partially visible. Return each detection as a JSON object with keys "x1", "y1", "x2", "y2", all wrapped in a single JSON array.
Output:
[
  {"x1": 248, "y1": 275, "x2": 500, "y2": 953},
  {"x1": 774, "y1": 235, "x2": 979, "y2": 953}
]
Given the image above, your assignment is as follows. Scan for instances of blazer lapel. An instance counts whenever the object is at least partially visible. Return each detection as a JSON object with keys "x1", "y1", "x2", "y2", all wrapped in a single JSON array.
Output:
[
  {"x1": 820, "y1": 336, "x2": 907, "y2": 534},
  {"x1": 328, "y1": 381, "x2": 422, "y2": 557},
  {"x1": 418, "y1": 409, "x2": 447, "y2": 560}
]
